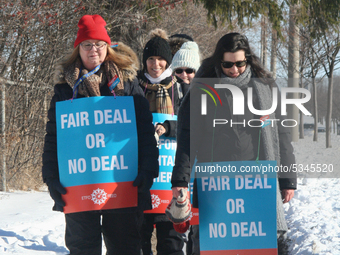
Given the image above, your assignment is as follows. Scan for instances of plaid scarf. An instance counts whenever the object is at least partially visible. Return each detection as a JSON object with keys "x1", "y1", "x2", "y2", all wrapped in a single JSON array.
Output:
[{"x1": 141, "y1": 76, "x2": 177, "y2": 114}]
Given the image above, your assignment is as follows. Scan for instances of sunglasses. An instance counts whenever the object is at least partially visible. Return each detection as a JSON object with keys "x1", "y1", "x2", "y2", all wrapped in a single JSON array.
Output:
[
  {"x1": 175, "y1": 68, "x2": 195, "y2": 74},
  {"x1": 221, "y1": 60, "x2": 247, "y2": 69}
]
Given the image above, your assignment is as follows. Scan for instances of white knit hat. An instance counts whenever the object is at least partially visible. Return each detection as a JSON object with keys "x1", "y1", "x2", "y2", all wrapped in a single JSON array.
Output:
[{"x1": 171, "y1": 41, "x2": 200, "y2": 72}]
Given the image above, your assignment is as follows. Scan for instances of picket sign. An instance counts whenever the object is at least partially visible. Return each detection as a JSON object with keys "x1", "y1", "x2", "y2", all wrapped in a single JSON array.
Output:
[
  {"x1": 196, "y1": 160, "x2": 278, "y2": 254},
  {"x1": 56, "y1": 96, "x2": 138, "y2": 214}
]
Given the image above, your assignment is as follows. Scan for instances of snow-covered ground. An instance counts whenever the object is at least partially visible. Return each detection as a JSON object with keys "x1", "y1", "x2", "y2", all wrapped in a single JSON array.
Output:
[
  {"x1": 0, "y1": 131, "x2": 339, "y2": 254},
  {"x1": 285, "y1": 130, "x2": 340, "y2": 255},
  {"x1": 0, "y1": 191, "x2": 67, "y2": 254}
]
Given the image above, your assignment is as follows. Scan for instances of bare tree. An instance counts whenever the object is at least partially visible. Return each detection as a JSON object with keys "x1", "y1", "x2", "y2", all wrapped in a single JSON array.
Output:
[
  {"x1": 0, "y1": 0, "x2": 242, "y2": 191},
  {"x1": 321, "y1": 31, "x2": 340, "y2": 148},
  {"x1": 0, "y1": 0, "x2": 158, "y2": 190}
]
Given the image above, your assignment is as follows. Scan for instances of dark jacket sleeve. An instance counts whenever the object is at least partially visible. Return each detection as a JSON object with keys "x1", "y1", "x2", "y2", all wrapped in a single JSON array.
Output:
[
  {"x1": 124, "y1": 77, "x2": 144, "y2": 97},
  {"x1": 277, "y1": 121, "x2": 297, "y2": 190},
  {"x1": 128, "y1": 78, "x2": 159, "y2": 211},
  {"x1": 124, "y1": 78, "x2": 159, "y2": 178},
  {"x1": 133, "y1": 94, "x2": 159, "y2": 178},
  {"x1": 42, "y1": 84, "x2": 73, "y2": 183},
  {"x1": 171, "y1": 91, "x2": 191, "y2": 187}
]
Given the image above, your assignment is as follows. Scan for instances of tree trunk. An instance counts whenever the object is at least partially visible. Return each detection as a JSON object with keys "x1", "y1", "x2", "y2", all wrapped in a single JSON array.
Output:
[
  {"x1": 261, "y1": 16, "x2": 267, "y2": 69},
  {"x1": 326, "y1": 74, "x2": 333, "y2": 148},
  {"x1": 271, "y1": 29, "x2": 277, "y2": 79},
  {"x1": 325, "y1": 44, "x2": 340, "y2": 147},
  {"x1": 288, "y1": 5, "x2": 300, "y2": 142},
  {"x1": 312, "y1": 78, "x2": 318, "y2": 141},
  {"x1": 1, "y1": 82, "x2": 6, "y2": 192},
  {"x1": 299, "y1": 109, "x2": 304, "y2": 139},
  {"x1": 299, "y1": 75, "x2": 304, "y2": 139}
]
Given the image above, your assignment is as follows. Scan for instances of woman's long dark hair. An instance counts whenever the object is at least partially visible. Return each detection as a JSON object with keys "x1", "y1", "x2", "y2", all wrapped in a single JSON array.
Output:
[{"x1": 200, "y1": 33, "x2": 273, "y2": 84}]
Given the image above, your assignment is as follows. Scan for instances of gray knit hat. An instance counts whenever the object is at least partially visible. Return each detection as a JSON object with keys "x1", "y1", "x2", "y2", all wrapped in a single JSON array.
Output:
[{"x1": 171, "y1": 41, "x2": 200, "y2": 72}]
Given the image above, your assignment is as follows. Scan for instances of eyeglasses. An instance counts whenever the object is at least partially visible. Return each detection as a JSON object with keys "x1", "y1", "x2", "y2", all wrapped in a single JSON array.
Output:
[
  {"x1": 175, "y1": 68, "x2": 195, "y2": 74},
  {"x1": 80, "y1": 42, "x2": 107, "y2": 51},
  {"x1": 221, "y1": 60, "x2": 247, "y2": 69}
]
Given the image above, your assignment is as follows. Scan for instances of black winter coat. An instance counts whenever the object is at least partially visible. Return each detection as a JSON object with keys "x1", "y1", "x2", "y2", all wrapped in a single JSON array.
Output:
[
  {"x1": 42, "y1": 78, "x2": 159, "y2": 212},
  {"x1": 138, "y1": 72, "x2": 189, "y2": 137}
]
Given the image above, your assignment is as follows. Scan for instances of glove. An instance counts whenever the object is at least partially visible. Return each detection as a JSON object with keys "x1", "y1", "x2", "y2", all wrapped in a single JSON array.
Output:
[
  {"x1": 46, "y1": 179, "x2": 66, "y2": 209},
  {"x1": 166, "y1": 189, "x2": 191, "y2": 233},
  {"x1": 133, "y1": 172, "x2": 154, "y2": 193},
  {"x1": 165, "y1": 188, "x2": 191, "y2": 224}
]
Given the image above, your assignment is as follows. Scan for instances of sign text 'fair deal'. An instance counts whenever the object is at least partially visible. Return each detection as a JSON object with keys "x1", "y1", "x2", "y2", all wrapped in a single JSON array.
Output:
[
  {"x1": 196, "y1": 161, "x2": 278, "y2": 255},
  {"x1": 56, "y1": 96, "x2": 138, "y2": 213}
]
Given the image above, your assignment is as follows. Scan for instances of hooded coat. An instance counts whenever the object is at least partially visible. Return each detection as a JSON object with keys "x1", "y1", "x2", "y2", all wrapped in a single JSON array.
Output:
[{"x1": 42, "y1": 42, "x2": 159, "y2": 212}]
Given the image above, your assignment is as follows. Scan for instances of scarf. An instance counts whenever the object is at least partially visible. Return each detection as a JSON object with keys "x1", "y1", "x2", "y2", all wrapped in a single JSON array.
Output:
[
  {"x1": 219, "y1": 65, "x2": 252, "y2": 89},
  {"x1": 144, "y1": 66, "x2": 173, "y2": 84},
  {"x1": 64, "y1": 58, "x2": 124, "y2": 97},
  {"x1": 140, "y1": 75, "x2": 176, "y2": 114},
  {"x1": 219, "y1": 66, "x2": 280, "y2": 165},
  {"x1": 218, "y1": 66, "x2": 288, "y2": 235}
]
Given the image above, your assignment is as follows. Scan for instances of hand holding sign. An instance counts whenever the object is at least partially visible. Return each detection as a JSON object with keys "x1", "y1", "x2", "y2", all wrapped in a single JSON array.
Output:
[
  {"x1": 46, "y1": 179, "x2": 67, "y2": 210},
  {"x1": 172, "y1": 187, "x2": 188, "y2": 199},
  {"x1": 281, "y1": 189, "x2": 294, "y2": 203},
  {"x1": 133, "y1": 172, "x2": 154, "y2": 193},
  {"x1": 166, "y1": 189, "x2": 191, "y2": 233}
]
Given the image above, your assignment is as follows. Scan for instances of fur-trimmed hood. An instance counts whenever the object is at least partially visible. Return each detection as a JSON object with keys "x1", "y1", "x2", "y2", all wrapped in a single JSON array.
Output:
[
  {"x1": 54, "y1": 41, "x2": 139, "y2": 85},
  {"x1": 110, "y1": 41, "x2": 139, "y2": 81}
]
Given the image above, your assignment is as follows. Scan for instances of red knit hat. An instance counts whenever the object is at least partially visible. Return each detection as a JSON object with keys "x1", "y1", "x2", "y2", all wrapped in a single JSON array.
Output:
[{"x1": 74, "y1": 15, "x2": 111, "y2": 48}]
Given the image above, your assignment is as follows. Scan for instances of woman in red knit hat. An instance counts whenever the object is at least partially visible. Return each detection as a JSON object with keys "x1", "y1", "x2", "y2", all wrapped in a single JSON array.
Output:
[{"x1": 42, "y1": 14, "x2": 159, "y2": 255}]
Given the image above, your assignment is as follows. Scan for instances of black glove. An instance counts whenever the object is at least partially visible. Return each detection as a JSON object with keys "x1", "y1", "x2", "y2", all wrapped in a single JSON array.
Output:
[
  {"x1": 133, "y1": 172, "x2": 154, "y2": 193},
  {"x1": 46, "y1": 179, "x2": 66, "y2": 209}
]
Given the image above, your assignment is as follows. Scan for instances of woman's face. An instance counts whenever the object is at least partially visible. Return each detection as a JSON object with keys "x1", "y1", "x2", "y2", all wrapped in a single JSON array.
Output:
[
  {"x1": 146, "y1": 56, "x2": 167, "y2": 78},
  {"x1": 79, "y1": 40, "x2": 107, "y2": 70},
  {"x1": 221, "y1": 50, "x2": 247, "y2": 78},
  {"x1": 174, "y1": 67, "x2": 195, "y2": 84}
]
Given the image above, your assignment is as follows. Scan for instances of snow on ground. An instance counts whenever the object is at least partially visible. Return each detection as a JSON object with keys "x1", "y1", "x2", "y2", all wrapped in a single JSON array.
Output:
[
  {"x1": 0, "y1": 130, "x2": 339, "y2": 254},
  {"x1": 0, "y1": 191, "x2": 67, "y2": 254},
  {"x1": 285, "y1": 130, "x2": 340, "y2": 255}
]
